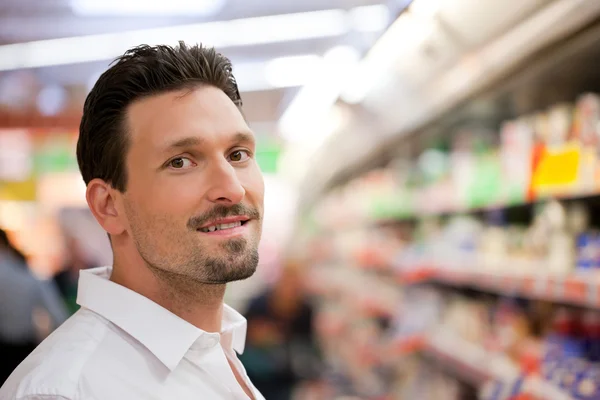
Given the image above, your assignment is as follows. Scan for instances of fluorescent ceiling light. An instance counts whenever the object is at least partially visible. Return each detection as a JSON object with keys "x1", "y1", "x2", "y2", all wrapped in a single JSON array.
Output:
[
  {"x1": 340, "y1": 1, "x2": 436, "y2": 104},
  {"x1": 350, "y1": 5, "x2": 392, "y2": 32},
  {"x1": 70, "y1": 0, "x2": 226, "y2": 16},
  {"x1": 277, "y1": 104, "x2": 351, "y2": 185},
  {"x1": 264, "y1": 55, "x2": 322, "y2": 88},
  {"x1": 410, "y1": 0, "x2": 442, "y2": 18},
  {"x1": 0, "y1": 5, "x2": 389, "y2": 72},
  {"x1": 178, "y1": 54, "x2": 323, "y2": 93},
  {"x1": 278, "y1": 46, "x2": 360, "y2": 143},
  {"x1": 230, "y1": 62, "x2": 269, "y2": 92}
]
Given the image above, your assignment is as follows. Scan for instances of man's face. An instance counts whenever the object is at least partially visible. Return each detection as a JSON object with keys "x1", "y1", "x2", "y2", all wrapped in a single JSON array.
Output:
[{"x1": 120, "y1": 85, "x2": 264, "y2": 284}]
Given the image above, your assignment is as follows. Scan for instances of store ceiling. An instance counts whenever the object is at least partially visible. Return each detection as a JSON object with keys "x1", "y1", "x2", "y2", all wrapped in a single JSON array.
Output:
[
  {"x1": 0, "y1": 0, "x2": 395, "y2": 128},
  {"x1": 297, "y1": 0, "x2": 600, "y2": 209}
]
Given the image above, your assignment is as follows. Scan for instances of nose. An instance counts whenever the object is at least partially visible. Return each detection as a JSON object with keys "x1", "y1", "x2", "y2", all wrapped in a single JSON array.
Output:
[{"x1": 205, "y1": 158, "x2": 245, "y2": 205}]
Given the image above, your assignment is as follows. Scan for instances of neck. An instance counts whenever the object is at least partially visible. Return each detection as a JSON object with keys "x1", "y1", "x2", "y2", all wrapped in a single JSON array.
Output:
[{"x1": 110, "y1": 242, "x2": 226, "y2": 333}]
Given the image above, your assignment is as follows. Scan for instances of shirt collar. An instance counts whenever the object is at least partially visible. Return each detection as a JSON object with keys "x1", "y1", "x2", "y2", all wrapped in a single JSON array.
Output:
[{"x1": 76, "y1": 266, "x2": 247, "y2": 371}]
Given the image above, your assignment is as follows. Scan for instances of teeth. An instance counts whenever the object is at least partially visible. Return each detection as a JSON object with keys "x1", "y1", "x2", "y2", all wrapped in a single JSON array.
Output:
[
  {"x1": 218, "y1": 222, "x2": 241, "y2": 230},
  {"x1": 200, "y1": 221, "x2": 243, "y2": 233}
]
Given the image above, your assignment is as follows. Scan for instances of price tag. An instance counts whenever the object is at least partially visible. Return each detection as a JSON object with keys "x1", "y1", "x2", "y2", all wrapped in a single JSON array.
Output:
[{"x1": 564, "y1": 278, "x2": 586, "y2": 304}]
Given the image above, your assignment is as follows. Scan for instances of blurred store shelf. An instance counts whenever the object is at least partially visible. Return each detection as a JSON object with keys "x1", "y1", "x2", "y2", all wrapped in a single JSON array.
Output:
[
  {"x1": 0, "y1": 111, "x2": 81, "y2": 129},
  {"x1": 393, "y1": 331, "x2": 575, "y2": 400},
  {"x1": 396, "y1": 266, "x2": 600, "y2": 309}
]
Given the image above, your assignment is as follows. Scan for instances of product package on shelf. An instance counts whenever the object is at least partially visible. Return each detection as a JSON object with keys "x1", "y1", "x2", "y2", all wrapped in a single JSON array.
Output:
[{"x1": 500, "y1": 117, "x2": 534, "y2": 206}]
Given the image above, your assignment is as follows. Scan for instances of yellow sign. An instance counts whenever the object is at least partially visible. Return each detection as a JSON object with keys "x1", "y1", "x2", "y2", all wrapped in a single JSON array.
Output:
[
  {"x1": 531, "y1": 143, "x2": 580, "y2": 197},
  {"x1": 0, "y1": 178, "x2": 37, "y2": 201}
]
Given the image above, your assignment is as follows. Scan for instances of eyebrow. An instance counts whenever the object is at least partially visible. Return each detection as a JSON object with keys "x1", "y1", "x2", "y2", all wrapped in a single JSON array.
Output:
[
  {"x1": 164, "y1": 136, "x2": 204, "y2": 151},
  {"x1": 162, "y1": 132, "x2": 255, "y2": 153},
  {"x1": 233, "y1": 132, "x2": 256, "y2": 146}
]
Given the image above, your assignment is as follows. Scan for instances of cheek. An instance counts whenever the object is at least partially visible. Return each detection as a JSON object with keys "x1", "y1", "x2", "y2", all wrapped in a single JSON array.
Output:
[
  {"x1": 243, "y1": 165, "x2": 265, "y2": 206},
  {"x1": 126, "y1": 181, "x2": 201, "y2": 228}
]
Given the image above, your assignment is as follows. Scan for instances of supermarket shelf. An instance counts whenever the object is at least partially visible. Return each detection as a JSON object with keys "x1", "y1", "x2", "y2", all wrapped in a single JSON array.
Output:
[
  {"x1": 424, "y1": 332, "x2": 494, "y2": 387},
  {"x1": 397, "y1": 267, "x2": 600, "y2": 309},
  {"x1": 371, "y1": 192, "x2": 600, "y2": 225},
  {"x1": 393, "y1": 332, "x2": 574, "y2": 400},
  {"x1": 392, "y1": 332, "x2": 506, "y2": 387},
  {"x1": 314, "y1": 192, "x2": 600, "y2": 239}
]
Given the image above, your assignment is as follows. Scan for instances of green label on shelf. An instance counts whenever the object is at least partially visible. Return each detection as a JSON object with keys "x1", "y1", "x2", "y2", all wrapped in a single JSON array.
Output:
[
  {"x1": 33, "y1": 135, "x2": 78, "y2": 174},
  {"x1": 369, "y1": 191, "x2": 415, "y2": 220},
  {"x1": 467, "y1": 154, "x2": 502, "y2": 208}
]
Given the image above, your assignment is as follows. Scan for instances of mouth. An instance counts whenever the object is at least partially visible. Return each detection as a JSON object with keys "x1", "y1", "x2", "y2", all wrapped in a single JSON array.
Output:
[{"x1": 197, "y1": 217, "x2": 250, "y2": 233}]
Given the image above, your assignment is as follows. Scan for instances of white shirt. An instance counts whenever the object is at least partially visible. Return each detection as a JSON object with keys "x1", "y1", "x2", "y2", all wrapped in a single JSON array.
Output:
[{"x1": 0, "y1": 267, "x2": 265, "y2": 400}]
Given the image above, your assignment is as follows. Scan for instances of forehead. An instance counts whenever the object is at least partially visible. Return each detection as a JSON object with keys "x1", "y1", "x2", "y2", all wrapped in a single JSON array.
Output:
[{"x1": 126, "y1": 85, "x2": 250, "y2": 150}]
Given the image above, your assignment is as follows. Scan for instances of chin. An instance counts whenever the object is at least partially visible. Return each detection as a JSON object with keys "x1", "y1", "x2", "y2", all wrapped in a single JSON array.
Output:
[
  {"x1": 227, "y1": 258, "x2": 259, "y2": 280},
  {"x1": 226, "y1": 267, "x2": 257, "y2": 283},
  {"x1": 201, "y1": 248, "x2": 259, "y2": 283}
]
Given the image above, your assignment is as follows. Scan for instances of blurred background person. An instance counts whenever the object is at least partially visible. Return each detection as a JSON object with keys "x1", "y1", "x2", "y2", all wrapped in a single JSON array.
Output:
[
  {"x1": 239, "y1": 261, "x2": 323, "y2": 400},
  {"x1": 52, "y1": 235, "x2": 98, "y2": 315},
  {"x1": 0, "y1": 229, "x2": 68, "y2": 385}
]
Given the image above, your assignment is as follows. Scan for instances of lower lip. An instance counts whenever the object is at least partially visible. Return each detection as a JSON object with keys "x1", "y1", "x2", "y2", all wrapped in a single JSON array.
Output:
[{"x1": 197, "y1": 223, "x2": 249, "y2": 238}]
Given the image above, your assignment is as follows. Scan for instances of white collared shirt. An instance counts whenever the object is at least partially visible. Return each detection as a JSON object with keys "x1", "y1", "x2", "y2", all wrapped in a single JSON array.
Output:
[{"x1": 0, "y1": 267, "x2": 265, "y2": 400}]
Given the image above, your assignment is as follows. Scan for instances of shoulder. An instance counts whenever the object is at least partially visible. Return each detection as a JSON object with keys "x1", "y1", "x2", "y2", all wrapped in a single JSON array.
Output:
[{"x1": 0, "y1": 309, "x2": 110, "y2": 400}]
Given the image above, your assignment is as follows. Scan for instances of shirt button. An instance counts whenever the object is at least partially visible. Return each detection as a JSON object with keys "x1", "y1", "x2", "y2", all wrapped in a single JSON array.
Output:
[{"x1": 206, "y1": 336, "x2": 219, "y2": 347}]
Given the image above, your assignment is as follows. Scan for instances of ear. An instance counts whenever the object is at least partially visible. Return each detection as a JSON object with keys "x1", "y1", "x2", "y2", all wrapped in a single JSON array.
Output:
[{"x1": 86, "y1": 179, "x2": 126, "y2": 236}]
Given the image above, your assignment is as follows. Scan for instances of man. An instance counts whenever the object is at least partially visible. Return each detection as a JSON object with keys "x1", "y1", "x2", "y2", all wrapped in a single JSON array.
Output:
[
  {"x1": 0, "y1": 42, "x2": 266, "y2": 400},
  {"x1": 0, "y1": 229, "x2": 68, "y2": 385}
]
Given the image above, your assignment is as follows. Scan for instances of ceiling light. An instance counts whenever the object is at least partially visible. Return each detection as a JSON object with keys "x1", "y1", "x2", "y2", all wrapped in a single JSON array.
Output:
[
  {"x1": 0, "y1": 5, "x2": 388, "y2": 72},
  {"x1": 410, "y1": 0, "x2": 442, "y2": 18},
  {"x1": 212, "y1": 54, "x2": 325, "y2": 93},
  {"x1": 340, "y1": 3, "x2": 436, "y2": 104},
  {"x1": 350, "y1": 5, "x2": 391, "y2": 32},
  {"x1": 278, "y1": 46, "x2": 360, "y2": 143},
  {"x1": 264, "y1": 55, "x2": 322, "y2": 88},
  {"x1": 70, "y1": 0, "x2": 226, "y2": 16}
]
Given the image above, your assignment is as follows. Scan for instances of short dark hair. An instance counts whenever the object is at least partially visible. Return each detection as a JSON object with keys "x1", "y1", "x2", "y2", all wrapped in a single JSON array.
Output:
[{"x1": 76, "y1": 42, "x2": 243, "y2": 192}]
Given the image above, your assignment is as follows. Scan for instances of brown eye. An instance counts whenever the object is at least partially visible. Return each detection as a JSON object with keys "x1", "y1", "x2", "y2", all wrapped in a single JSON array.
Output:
[
  {"x1": 168, "y1": 157, "x2": 193, "y2": 169},
  {"x1": 229, "y1": 150, "x2": 249, "y2": 163},
  {"x1": 230, "y1": 151, "x2": 242, "y2": 162}
]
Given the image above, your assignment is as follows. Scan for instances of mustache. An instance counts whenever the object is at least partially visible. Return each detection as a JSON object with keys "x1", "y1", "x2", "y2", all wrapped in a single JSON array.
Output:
[{"x1": 187, "y1": 204, "x2": 261, "y2": 230}]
